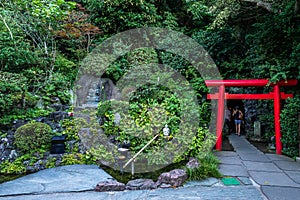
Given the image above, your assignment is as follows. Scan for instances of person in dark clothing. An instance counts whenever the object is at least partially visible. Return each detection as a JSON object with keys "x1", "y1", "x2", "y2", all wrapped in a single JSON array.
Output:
[
  {"x1": 232, "y1": 106, "x2": 243, "y2": 136},
  {"x1": 224, "y1": 106, "x2": 232, "y2": 134}
]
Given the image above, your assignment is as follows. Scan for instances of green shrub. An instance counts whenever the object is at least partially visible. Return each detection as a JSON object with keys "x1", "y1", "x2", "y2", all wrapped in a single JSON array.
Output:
[
  {"x1": 39, "y1": 72, "x2": 72, "y2": 105},
  {"x1": 14, "y1": 122, "x2": 52, "y2": 154},
  {"x1": 0, "y1": 71, "x2": 27, "y2": 118},
  {"x1": 0, "y1": 160, "x2": 26, "y2": 174},
  {"x1": 95, "y1": 83, "x2": 211, "y2": 166},
  {"x1": 45, "y1": 157, "x2": 57, "y2": 169},
  {"x1": 61, "y1": 153, "x2": 96, "y2": 165},
  {"x1": 88, "y1": 145, "x2": 115, "y2": 163},
  {"x1": 62, "y1": 117, "x2": 88, "y2": 141},
  {"x1": 0, "y1": 153, "x2": 34, "y2": 174},
  {"x1": 281, "y1": 96, "x2": 300, "y2": 158},
  {"x1": 185, "y1": 127, "x2": 216, "y2": 158},
  {"x1": 61, "y1": 153, "x2": 85, "y2": 165},
  {"x1": 186, "y1": 152, "x2": 222, "y2": 180}
]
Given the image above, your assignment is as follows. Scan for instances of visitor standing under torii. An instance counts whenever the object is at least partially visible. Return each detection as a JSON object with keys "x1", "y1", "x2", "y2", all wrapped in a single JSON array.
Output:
[{"x1": 232, "y1": 106, "x2": 243, "y2": 136}]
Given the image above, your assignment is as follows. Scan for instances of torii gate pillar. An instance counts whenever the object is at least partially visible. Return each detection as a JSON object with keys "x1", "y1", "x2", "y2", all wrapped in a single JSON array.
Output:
[
  {"x1": 273, "y1": 84, "x2": 282, "y2": 154},
  {"x1": 206, "y1": 79, "x2": 298, "y2": 155}
]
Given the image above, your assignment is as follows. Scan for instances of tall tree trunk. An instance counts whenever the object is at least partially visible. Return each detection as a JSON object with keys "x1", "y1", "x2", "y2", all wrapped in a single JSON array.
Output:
[{"x1": 295, "y1": 0, "x2": 300, "y2": 15}]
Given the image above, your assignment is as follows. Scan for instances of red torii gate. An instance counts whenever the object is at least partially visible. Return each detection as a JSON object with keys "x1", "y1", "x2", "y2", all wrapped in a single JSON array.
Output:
[{"x1": 205, "y1": 79, "x2": 298, "y2": 154}]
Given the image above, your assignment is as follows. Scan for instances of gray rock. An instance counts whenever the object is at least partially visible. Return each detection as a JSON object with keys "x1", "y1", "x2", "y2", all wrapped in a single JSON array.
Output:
[
  {"x1": 12, "y1": 120, "x2": 27, "y2": 131},
  {"x1": 186, "y1": 157, "x2": 200, "y2": 169},
  {"x1": 126, "y1": 179, "x2": 156, "y2": 190},
  {"x1": 25, "y1": 159, "x2": 46, "y2": 173},
  {"x1": 101, "y1": 78, "x2": 121, "y2": 101},
  {"x1": 55, "y1": 159, "x2": 62, "y2": 167},
  {"x1": 95, "y1": 180, "x2": 125, "y2": 192},
  {"x1": 49, "y1": 111, "x2": 68, "y2": 122},
  {"x1": 0, "y1": 134, "x2": 16, "y2": 164},
  {"x1": 156, "y1": 169, "x2": 187, "y2": 188},
  {"x1": 26, "y1": 166, "x2": 37, "y2": 173},
  {"x1": 66, "y1": 140, "x2": 77, "y2": 152},
  {"x1": 33, "y1": 160, "x2": 44, "y2": 170},
  {"x1": 78, "y1": 128, "x2": 105, "y2": 150}
]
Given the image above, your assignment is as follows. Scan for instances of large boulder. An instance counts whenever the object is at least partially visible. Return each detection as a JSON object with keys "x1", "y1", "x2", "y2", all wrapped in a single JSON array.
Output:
[
  {"x1": 156, "y1": 169, "x2": 187, "y2": 188},
  {"x1": 95, "y1": 180, "x2": 125, "y2": 192},
  {"x1": 126, "y1": 179, "x2": 156, "y2": 190}
]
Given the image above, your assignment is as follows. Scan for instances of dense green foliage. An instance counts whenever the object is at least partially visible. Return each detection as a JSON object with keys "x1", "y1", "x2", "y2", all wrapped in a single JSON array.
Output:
[
  {"x1": 14, "y1": 122, "x2": 52, "y2": 154},
  {"x1": 0, "y1": 72, "x2": 27, "y2": 117},
  {"x1": 281, "y1": 96, "x2": 300, "y2": 158},
  {"x1": 186, "y1": 152, "x2": 222, "y2": 180},
  {"x1": 0, "y1": 0, "x2": 299, "y2": 178},
  {"x1": 96, "y1": 89, "x2": 214, "y2": 165}
]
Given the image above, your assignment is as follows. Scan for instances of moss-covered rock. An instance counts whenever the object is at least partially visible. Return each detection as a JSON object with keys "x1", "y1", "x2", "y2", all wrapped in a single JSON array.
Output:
[{"x1": 14, "y1": 122, "x2": 52, "y2": 153}]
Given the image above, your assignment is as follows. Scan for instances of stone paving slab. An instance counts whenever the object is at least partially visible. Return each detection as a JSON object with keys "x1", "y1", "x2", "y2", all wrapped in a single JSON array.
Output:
[
  {"x1": 235, "y1": 149, "x2": 263, "y2": 155},
  {"x1": 261, "y1": 186, "x2": 300, "y2": 200},
  {"x1": 265, "y1": 154, "x2": 295, "y2": 162},
  {"x1": 248, "y1": 171, "x2": 300, "y2": 187},
  {"x1": 238, "y1": 153, "x2": 271, "y2": 162},
  {"x1": 285, "y1": 171, "x2": 300, "y2": 184},
  {"x1": 229, "y1": 142, "x2": 253, "y2": 149},
  {"x1": 0, "y1": 165, "x2": 113, "y2": 196},
  {"x1": 214, "y1": 151, "x2": 238, "y2": 157},
  {"x1": 0, "y1": 181, "x2": 44, "y2": 196},
  {"x1": 231, "y1": 148, "x2": 259, "y2": 154},
  {"x1": 0, "y1": 186, "x2": 265, "y2": 200},
  {"x1": 217, "y1": 156, "x2": 242, "y2": 165},
  {"x1": 150, "y1": 186, "x2": 264, "y2": 200},
  {"x1": 218, "y1": 164, "x2": 248, "y2": 177},
  {"x1": 226, "y1": 134, "x2": 300, "y2": 200},
  {"x1": 228, "y1": 136, "x2": 264, "y2": 155},
  {"x1": 237, "y1": 177, "x2": 253, "y2": 185},
  {"x1": 183, "y1": 178, "x2": 219, "y2": 187},
  {"x1": 273, "y1": 160, "x2": 300, "y2": 171},
  {"x1": 228, "y1": 135, "x2": 252, "y2": 145},
  {"x1": 242, "y1": 161, "x2": 281, "y2": 172}
]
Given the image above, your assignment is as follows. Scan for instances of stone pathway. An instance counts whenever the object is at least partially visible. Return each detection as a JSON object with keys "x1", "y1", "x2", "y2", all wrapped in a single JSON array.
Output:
[
  {"x1": 215, "y1": 134, "x2": 300, "y2": 200},
  {"x1": 0, "y1": 164, "x2": 264, "y2": 200},
  {"x1": 1, "y1": 135, "x2": 299, "y2": 199},
  {"x1": 0, "y1": 165, "x2": 113, "y2": 196}
]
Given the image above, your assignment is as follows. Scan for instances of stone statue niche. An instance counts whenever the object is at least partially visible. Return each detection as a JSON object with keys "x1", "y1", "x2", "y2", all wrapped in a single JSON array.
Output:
[{"x1": 76, "y1": 77, "x2": 121, "y2": 107}]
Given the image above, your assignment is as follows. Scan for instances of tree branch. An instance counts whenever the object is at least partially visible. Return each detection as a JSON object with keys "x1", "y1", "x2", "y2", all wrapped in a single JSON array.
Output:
[
  {"x1": 0, "y1": 13, "x2": 14, "y2": 40},
  {"x1": 295, "y1": 0, "x2": 300, "y2": 15}
]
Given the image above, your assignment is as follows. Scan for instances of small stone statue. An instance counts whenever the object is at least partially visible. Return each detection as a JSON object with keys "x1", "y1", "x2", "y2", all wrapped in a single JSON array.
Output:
[
  {"x1": 163, "y1": 124, "x2": 170, "y2": 136},
  {"x1": 114, "y1": 113, "x2": 121, "y2": 126}
]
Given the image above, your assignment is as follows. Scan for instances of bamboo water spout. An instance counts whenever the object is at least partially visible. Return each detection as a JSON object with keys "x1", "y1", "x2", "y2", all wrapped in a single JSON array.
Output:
[{"x1": 123, "y1": 133, "x2": 160, "y2": 170}]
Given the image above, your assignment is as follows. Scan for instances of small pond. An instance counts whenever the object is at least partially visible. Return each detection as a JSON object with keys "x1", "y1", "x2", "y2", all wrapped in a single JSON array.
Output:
[{"x1": 100, "y1": 160, "x2": 187, "y2": 183}]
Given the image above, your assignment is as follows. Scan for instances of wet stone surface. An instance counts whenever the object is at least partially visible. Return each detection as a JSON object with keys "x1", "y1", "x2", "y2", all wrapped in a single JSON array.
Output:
[
  {"x1": 126, "y1": 179, "x2": 156, "y2": 190},
  {"x1": 95, "y1": 180, "x2": 125, "y2": 192},
  {"x1": 156, "y1": 169, "x2": 188, "y2": 188}
]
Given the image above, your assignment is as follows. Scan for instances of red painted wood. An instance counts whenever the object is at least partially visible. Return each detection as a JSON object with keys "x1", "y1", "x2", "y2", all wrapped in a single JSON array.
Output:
[
  {"x1": 205, "y1": 79, "x2": 297, "y2": 87},
  {"x1": 274, "y1": 85, "x2": 282, "y2": 154},
  {"x1": 207, "y1": 92, "x2": 293, "y2": 100},
  {"x1": 216, "y1": 85, "x2": 225, "y2": 151}
]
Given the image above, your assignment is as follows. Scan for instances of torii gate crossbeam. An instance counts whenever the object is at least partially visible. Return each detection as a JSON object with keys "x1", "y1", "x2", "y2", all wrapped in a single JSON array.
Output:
[{"x1": 205, "y1": 79, "x2": 298, "y2": 155}]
